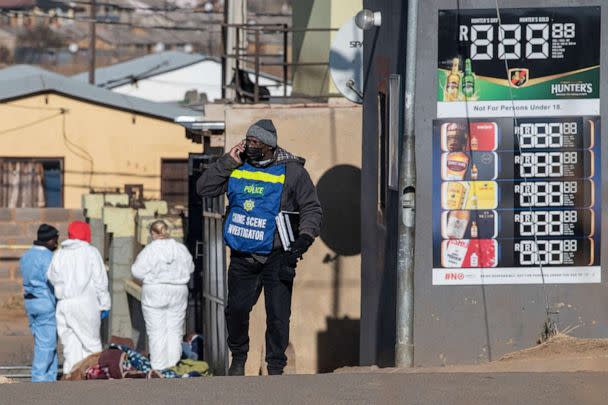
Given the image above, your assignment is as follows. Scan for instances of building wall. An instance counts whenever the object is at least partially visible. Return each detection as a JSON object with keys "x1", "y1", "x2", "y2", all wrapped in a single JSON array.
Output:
[
  {"x1": 0, "y1": 94, "x2": 200, "y2": 208},
  {"x1": 113, "y1": 60, "x2": 223, "y2": 102},
  {"x1": 361, "y1": 0, "x2": 608, "y2": 368},
  {"x1": 112, "y1": 61, "x2": 291, "y2": 102},
  {"x1": 0, "y1": 208, "x2": 84, "y2": 287},
  {"x1": 292, "y1": 0, "x2": 362, "y2": 97},
  {"x1": 224, "y1": 101, "x2": 362, "y2": 374},
  {"x1": 360, "y1": 0, "x2": 407, "y2": 368}
]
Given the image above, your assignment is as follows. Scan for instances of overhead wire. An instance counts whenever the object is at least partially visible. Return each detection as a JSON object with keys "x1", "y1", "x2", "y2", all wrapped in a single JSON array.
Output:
[
  {"x1": 455, "y1": 0, "x2": 494, "y2": 362},
  {"x1": 0, "y1": 9, "x2": 212, "y2": 31},
  {"x1": 60, "y1": 110, "x2": 95, "y2": 189},
  {"x1": 0, "y1": 103, "x2": 67, "y2": 111},
  {"x1": 49, "y1": 0, "x2": 223, "y2": 15},
  {"x1": 493, "y1": 0, "x2": 556, "y2": 336},
  {"x1": 0, "y1": 112, "x2": 63, "y2": 135}
]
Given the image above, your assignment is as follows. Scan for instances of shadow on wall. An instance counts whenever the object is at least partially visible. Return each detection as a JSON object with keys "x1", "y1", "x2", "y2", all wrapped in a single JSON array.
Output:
[
  {"x1": 315, "y1": 164, "x2": 362, "y2": 372},
  {"x1": 316, "y1": 164, "x2": 361, "y2": 257}
]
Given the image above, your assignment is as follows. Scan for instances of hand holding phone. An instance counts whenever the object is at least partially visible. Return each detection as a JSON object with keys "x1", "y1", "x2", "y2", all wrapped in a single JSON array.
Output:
[{"x1": 229, "y1": 140, "x2": 246, "y2": 165}]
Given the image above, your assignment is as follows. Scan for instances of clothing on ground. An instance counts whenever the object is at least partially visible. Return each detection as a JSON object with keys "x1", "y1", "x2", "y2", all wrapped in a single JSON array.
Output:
[
  {"x1": 20, "y1": 245, "x2": 57, "y2": 382},
  {"x1": 48, "y1": 238, "x2": 110, "y2": 374},
  {"x1": 169, "y1": 359, "x2": 211, "y2": 376}
]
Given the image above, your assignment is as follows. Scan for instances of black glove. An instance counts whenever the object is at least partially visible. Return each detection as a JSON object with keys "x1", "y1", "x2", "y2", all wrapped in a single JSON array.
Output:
[{"x1": 284, "y1": 234, "x2": 314, "y2": 268}]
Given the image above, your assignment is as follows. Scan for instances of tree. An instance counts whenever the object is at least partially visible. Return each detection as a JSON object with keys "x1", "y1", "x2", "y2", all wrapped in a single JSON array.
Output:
[{"x1": 17, "y1": 25, "x2": 65, "y2": 50}]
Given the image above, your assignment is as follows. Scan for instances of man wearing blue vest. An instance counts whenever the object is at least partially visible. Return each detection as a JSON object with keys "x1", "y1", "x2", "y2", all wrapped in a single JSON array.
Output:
[
  {"x1": 197, "y1": 119, "x2": 322, "y2": 376},
  {"x1": 19, "y1": 224, "x2": 60, "y2": 382}
]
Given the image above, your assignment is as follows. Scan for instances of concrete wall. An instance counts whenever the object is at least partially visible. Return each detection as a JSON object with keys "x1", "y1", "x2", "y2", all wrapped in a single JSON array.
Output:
[
  {"x1": 361, "y1": 0, "x2": 608, "y2": 367},
  {"x1": 224, "y1": 101, "x2": 362, "y2": 374},
  {"x1": 0, "y1": 208, "x2": 84, "y2": 285},
  {"x1": 0, "y1": 94, "x2": 201, "y2": 208}
]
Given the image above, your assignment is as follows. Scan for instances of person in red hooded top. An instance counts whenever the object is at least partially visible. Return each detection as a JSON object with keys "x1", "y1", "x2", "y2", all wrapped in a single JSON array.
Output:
[{"x1": 47, "y1": 221, "x2": 111, "y2": 375}]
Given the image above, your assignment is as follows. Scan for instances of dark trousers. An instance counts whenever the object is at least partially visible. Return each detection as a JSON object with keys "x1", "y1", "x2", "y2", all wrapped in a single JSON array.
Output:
[{"x1": 225, "y1": 250, "x2": 295, "y2": 372}]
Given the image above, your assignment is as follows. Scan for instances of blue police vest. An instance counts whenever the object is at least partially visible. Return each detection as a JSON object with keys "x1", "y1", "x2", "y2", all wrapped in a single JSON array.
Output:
[{"x1": 224, "y1": 163, "x2": 285, "y2": 254}]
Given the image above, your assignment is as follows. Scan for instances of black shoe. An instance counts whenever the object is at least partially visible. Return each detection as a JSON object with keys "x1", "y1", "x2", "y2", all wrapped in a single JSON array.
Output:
[
  {"x1": 228, "y1": 358, "x2": 246, "y2": 376},
  {"x1": 267, "y1": 368, "x2": 283, "y2": 376}
]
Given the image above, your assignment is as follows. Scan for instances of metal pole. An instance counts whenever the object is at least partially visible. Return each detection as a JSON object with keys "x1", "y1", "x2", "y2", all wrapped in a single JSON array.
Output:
[
  {"x1": 395, "y1": 0, "x2": 418, "y2": 368},
  {"x1": 88, "y1": 0, "x2": 96, "y2": 85},
  {"x1": 282, "y1": 24, "x2": 288, "y2": 97},
  {"x1": 235, "y1": 27, "x2": 240, "y2": 101},
  {"x1": 254, "y1": 29, "x2": 260, "y2": 103}
]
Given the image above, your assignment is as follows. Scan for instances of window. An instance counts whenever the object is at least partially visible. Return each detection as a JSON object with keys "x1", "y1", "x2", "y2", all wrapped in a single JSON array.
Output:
[
  {"x1": 0, "y1": 158, "x2": 63, "y2": 208},
  {"x1": 161, "y1": 159, "x2": 188, "y2": 208}
]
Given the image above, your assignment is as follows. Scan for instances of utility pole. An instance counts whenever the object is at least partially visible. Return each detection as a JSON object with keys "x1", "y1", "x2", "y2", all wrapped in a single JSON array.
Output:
[
  {"x1": 395, "y1": 0, "x2": 418, "y2": 368},
  {"x1": 223, "y1": 0, "x2": 247, "y2": 100},
  {"x1": 88, "y1": 0, "x2": 96, "y2": 85}
]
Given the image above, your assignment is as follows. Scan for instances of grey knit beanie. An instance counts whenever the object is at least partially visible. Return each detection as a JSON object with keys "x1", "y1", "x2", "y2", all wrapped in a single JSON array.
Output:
[{"x1": 246, "y1": 119, "x2": 277, "y2": 147}]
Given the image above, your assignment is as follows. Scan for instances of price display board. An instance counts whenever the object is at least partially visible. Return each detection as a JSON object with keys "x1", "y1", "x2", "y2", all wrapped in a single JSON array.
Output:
[
  {"x1": 432, "y1": 117, "x2": 600, "y2": 285},
  {"x1": 436, "y1": 7, "x2": 600, "y2": 118},
  {"x1": 432, "y1": 7, "x2": 600, "y2": 285}
]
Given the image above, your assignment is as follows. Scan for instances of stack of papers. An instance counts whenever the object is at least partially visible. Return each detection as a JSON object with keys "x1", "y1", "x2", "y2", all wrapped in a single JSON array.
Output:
[{"x1": 275, "y1": 211, "x2": 300, "y2": 251}]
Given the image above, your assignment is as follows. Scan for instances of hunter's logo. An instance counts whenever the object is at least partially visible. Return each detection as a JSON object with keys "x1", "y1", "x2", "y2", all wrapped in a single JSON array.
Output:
[{"x1": 509, "y1": 68, "x2": 529, "y2": 88}]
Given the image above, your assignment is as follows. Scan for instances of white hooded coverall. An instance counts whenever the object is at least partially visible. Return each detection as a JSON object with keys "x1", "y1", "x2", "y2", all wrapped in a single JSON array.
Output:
[
  {"x1": 131, "y1": 238, "x2": 194, "y2": 370},
  {"x1": 47, "y1": 240, "x2": 111, "y2": 374}
]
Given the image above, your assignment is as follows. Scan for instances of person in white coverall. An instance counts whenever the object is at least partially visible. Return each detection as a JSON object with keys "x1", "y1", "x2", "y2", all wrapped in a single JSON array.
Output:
[
  {"x1": 131, "y1": 220, "x2": 194, "y2": 370},
  {"x1": 47, "y1": 221, "x2": 111, "y2": 375}
]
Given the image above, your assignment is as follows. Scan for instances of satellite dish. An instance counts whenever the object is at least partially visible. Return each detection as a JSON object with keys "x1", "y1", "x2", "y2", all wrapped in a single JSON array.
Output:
[
  {"x1": 68, "y1": 43, "x2": 79, "y2": 54},
  {"x1": 153, "y1": 42, "x2": 165, "y2": 53},
  {"x1": 184, "y1": 44, "x2": 193, "y2": 53},
  {"x1": 329, "y1": 17, "x2": 363, "y2": 104}
]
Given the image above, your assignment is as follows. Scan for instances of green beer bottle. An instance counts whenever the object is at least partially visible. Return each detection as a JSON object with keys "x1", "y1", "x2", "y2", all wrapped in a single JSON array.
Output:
[{"x1": 462, "y1": 58, "x2": 475, "y2": 98}]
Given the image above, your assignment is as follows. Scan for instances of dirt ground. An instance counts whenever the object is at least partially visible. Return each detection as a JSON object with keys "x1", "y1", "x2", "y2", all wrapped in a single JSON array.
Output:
[
  {"x1": 3, "y1": 284, "x2": 608, "y2": 382},
  {"x1": 336, "y1": 333, "x2": 608, "y2": 374},
  {"x1": 0, "y1": 289, "x2": 34, "y2": 369}
]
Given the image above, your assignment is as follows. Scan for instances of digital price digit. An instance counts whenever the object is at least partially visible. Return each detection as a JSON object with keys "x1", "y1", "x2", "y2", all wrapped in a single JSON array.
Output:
[
  {"x1": 515, "y1": 181, "x2": 577, "y2": 207},
  {"x1": 515, "y1": 122, "x2": 578, "y2": 149},
  {"x1": 516, "y1": 210, "x2": 577, "y2": 236},
  {"x1": 459, "y1": 22, "x2": 576, "y2": 61},
  {"x1": 516, "y1": 239, "x2": 577, "y2": 265},
  {"x1": 515, "y1": 152, "x2": 577, "y2": 178}
]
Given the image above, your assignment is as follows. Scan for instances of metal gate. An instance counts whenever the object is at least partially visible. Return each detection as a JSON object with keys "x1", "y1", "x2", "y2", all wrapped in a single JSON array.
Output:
[
  {"x1": 200, "y1": 195, "x2": 228, "y2": 375},
  {"x1": 187, "y1": 153, "x2": 228, "y2": 376}
]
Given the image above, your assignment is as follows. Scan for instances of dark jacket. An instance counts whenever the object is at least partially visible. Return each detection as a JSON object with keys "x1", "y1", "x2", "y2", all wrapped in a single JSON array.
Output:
[{"x1": 196, "y1": 147, "x2": 323, "y2": 248}]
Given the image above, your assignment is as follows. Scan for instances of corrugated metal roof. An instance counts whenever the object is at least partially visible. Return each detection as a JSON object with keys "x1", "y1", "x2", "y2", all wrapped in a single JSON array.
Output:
[
  {"x1": 0, "y1": 64, "x2": 200, "y2": 122},
  {"x1": 72, "y1": 51, "x2": 220, "y2": 88}
]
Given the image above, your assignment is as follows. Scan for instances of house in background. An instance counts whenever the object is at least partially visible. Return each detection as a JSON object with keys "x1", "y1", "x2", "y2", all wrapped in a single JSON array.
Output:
[
  {"x1": 0, "y1": 64, "x2": 212, "y2": 209},
  {"x1": 72, "y1": 51, "x2": 291, "y2": 105}
]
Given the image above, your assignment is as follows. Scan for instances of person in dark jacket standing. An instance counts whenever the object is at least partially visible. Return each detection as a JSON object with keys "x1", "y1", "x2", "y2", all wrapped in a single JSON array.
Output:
[
  {"x1": 197, "y1": 119, "x2": 322, "y2": 376},
  {"x1": 19, "y1": 224, "x2": 60, "y2": 382}
]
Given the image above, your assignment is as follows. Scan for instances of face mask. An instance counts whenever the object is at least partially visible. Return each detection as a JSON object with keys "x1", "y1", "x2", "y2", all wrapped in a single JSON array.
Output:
[{"x1": 245, "y1": 146, "x2": 264, "y2": 162}]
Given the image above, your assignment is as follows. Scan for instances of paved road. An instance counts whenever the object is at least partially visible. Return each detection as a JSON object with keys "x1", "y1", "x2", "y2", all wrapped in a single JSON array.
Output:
[{"x1": 2, "y1": 372, "x2": 606, "y2": 404}]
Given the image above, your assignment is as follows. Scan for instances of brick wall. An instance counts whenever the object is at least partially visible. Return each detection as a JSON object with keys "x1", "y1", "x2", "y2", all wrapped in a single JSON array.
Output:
[{"x1": 0, "y1": 208, "x2": 85, "y2": 284}]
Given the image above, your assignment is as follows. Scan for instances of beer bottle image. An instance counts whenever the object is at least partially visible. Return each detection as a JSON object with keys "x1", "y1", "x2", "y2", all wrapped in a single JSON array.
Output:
[
  {"x1": 470, "y1": 134, "x2": 479, "y2": 151},
  {"x1": 444, "y1": 152, "x2": 470, "y2": 180},
  {"x1": 470, "y1": 251, "x2": 479, "y2": 267},
  {"x1": 471, "y1": 164, "x2": 478, "y2": 180},
  {"x1": 462, "y1": 58, "x2": 476, "y2": 98},
  {"x1": 446, "y1": 210, "x2": 470, "y2": 239},
  {"x1": 445, "y1": 58, "x2": 461, "y2": 101},
  {"x1": 470, "y1": 221, "x2": 478, "y2": 238}
]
